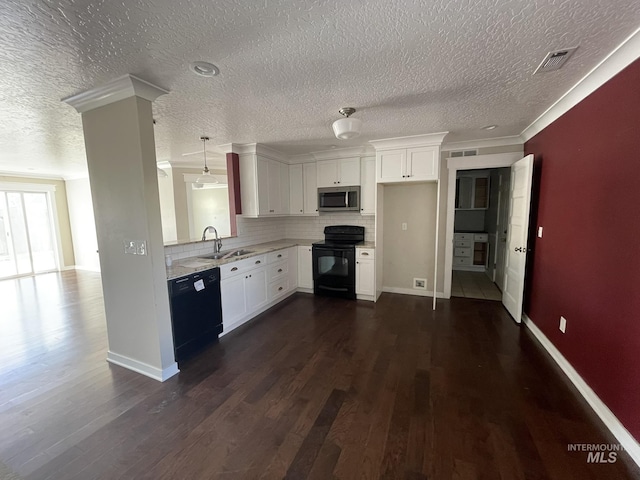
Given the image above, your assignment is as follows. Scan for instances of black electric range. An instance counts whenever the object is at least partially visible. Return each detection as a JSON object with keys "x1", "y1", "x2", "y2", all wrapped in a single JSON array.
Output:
[{"x1": 312, "y1": 225, "x2": 365, "y2": 299}]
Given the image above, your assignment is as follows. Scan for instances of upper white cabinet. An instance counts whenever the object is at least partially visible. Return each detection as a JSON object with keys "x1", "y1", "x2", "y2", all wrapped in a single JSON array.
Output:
[
  {"x1": 289, "y1": 164, "x2": 304, "y2": 215},
  {"x1": 376, "y1": 146, "x2": 439, "y2": 183},
  {"x1": 289, "y1": 163, "x2": 318, "y2": 216},
  {"x1": 240, "y1": 154, "x2": 289, "y2": 217},
  {"x1": 303, "y1": 163, "x2": 318, "y2": 215},
  {"x1": 317, "y1": 157, "x2": 361, "y2": 187},
  {"x1": 360, "y1": 156, "x2": 375, "y2": 215}
]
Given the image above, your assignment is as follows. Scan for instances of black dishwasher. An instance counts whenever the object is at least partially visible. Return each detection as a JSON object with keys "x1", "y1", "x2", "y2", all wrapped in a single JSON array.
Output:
[{"x1": 168, "y1": 267, "x2": 223, "y2": 363}]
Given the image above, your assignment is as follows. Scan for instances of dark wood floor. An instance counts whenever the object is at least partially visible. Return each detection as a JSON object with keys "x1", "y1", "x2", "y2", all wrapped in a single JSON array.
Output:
[{"x1": 1, "y1": 271, "x2": 638, "y2": 480}]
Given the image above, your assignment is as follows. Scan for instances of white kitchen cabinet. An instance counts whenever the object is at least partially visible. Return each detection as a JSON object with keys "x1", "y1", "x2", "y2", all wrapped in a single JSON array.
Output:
[
  {"x1": 453, "y1": 233, "x2": 488, "y2": 271},
  {"x1": 317, "y1": 157, "x2": 361, "y2": 187},
  {"x1": 376, "y1": 146, "x2": 439, "y2": 183},
  {"x1": 303, "y1": 163, "x2": 318, "y2": 215},
  {"x1": 289, "y1": 164, "x2": 304, "y2": 215},
  {"x1": 220, "y1": 273, "x2": 247, "y2": 326},
  {"x1": 356, "y1": 248, "x2": 375, "y2": 298},
  {"x1": 360, "y1": 156, "x2": 375, "y2": 215},
  {"x1": 297, "y1": 245, "x2": 313, "y2": 290},
  {"x1": 245, "y1": 268, "x2": 268, "y2": 311},
  {"x1": 240, "y1": 154, "x2": 289, "y2": 217},
  {"x1": 455, "y1": 174, "x2": 489, "y2": 210}
]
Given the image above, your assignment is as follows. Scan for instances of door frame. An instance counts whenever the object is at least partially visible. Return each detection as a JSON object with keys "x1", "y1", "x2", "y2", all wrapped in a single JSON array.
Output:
[
  {"x1": 443, "y1": 152, "x2": 523, "y2": 298},
  {"x1": 0, "y1": 182, "x2": 64, "y2": 278}
]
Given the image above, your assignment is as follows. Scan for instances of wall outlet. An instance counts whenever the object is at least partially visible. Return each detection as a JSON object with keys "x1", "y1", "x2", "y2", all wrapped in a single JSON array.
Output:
[
  {"x1": 413, "y1": 278, "x2": 427, "y2": 290},
  {"x1": 402, "y1": 222, "x2": 408, "y2": 231},
  {"x1": 559, "y1": 316, "x2": 567, "y2": 333},
  {"x1": 538, "y1": 226, "x2": 544, "y2": 238}
]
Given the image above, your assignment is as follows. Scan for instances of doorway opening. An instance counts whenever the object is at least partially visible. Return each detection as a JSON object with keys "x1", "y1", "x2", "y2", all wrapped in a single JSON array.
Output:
[
  {"x1": 0, "y1": 186, "x2": 61, "y2": 279},
  {"x1": 451, "y1": 167, "x2": 511, "y2": 300}
]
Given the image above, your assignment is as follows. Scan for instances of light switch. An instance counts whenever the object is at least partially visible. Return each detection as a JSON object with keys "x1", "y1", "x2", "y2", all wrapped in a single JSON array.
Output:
[
  {"x1": 538, "y1": 226, "x2": 543, "y2": 238},
  {"x1": 124, "y1": 240, "x2": 136, "y2": 255},
  {"x1": 136, "y1": 240, "x2": 147, "y2": 256},
  {"x1": 402, "y1": 223, "x2": 407, "y2": 231}
]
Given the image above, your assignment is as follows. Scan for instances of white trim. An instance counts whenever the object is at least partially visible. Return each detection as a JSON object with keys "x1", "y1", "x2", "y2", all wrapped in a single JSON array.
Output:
[
  {"x1": 521, "y1": 27, "x2": 640, "y2": 141},
  {"x1": 382, "y1": 286, "x2": 445, "y2": 298},
  {"x1": 311, "y1": 146, "x2": 372, "y2": 161},
  {"x1": 523, "y1": 314, "x2": 640, "y2": 468},
  {"x1": 63, "y1": 74, "x2": 169, "y2": 113},
  {"x1": 369, "y1": 132, "x2": 449, "y2": 150},
  {"x1": 73, "y1": 265, "x2": 101, "y2": 273},
  {"x1": 0, "y1": 182, "x2": 56, "y2": 193},
  {"x1": 442, "y1": 135, "x2": 524, "y2": 152},
  {"x1": 0, "y1": 171, "x2": 65, "y2": 181},
  {"x1": 443, "y1": 152, "x2": 523, "y2": 298},
  {"x1": 107, "y1": 351, "x2": 179, "y2": 382}
]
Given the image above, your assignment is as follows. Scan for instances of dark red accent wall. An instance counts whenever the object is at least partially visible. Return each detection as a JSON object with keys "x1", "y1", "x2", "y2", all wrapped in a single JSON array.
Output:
[
  {"x1": 525, "y1": 58, "x2": 640, "y2": 440},
  {"x1": 226, "y1": 152, "x2": 242, "y2": 236}
]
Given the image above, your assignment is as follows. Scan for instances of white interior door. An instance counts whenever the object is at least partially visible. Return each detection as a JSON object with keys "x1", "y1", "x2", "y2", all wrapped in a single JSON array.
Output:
[
  {"x1": 502, "y1": 155, "x2": 534, "y2": 323},
  {"x1": 494, "y1": 170, "x2": 511, "y2": 290}
]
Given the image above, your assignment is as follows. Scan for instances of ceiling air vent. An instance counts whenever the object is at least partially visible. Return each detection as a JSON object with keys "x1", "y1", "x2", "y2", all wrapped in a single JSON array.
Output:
[
  {"x1": 534, "y1": 47, "x2": 578, "y2": 74},
  {"x1": 450, "y1": 149, "x2": 478, "y2": 158}
]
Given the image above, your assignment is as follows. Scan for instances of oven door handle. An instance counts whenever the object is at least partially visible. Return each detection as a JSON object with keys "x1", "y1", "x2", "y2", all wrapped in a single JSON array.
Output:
[
  {"x1": 318, "y1": 285, "x2": 349, "y2": 293},
  {"x1": 313, "y1": 245, "x2": 354, "y2": 252}
]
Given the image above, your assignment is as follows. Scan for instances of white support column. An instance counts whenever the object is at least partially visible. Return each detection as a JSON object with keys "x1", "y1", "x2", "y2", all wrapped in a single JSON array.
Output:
[{"x1": 64, "y1": 75, "x2": 178, "y2": 381}]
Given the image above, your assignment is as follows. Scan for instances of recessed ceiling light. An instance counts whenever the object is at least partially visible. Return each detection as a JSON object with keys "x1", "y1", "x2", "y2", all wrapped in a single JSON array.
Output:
[
  {"x1": 482, "y1": 125, "x2": 497, "y2": 130},
  {"x1": 190, "y1": 61, "x2": 219, "y2": 77}
]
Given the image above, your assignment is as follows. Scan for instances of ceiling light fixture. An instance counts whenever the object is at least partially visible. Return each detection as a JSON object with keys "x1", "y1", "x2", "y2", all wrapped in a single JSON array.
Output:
[
  {"x1": 190, "y1": 61, "x2": 219, "y2": 77},
  {"x1": 196, "y1": 136, "x2": 219, "y2": 185},
  {"x1": 482, "y1": 124, "x2": 497, "y2": 130},
  {"x1": 332, "y1": 107, "x2": 362, "y2": 140}
]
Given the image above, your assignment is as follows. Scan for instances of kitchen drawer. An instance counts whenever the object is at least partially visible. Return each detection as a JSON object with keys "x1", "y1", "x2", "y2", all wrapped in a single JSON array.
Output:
[
  {"x1": 267, "y1": 249, "x2": 288, "y2": 264},
  {"x1": 455, "y1": 233, "x2": 474, "y2": 241},
  {"x1": 453, "y1": 256, "x2": 473, "y2": 266},
  {"x1": 474, "y1": 233, "x2": 488, "y2": 242},
  {"x1": 356, "y1": 248, "x2": 375, "y2": 259},
  {"x1": 269, "y1": 278, "x2": 289, "y2": 300},
  {"x1": 454, "y1": 240, "x2": 473, "y2": 248},
  {"x1": 268, "y1": 260, "x2": 288, "y2": 280},
  {"x1": 220, "y1": 254, "x2": 267, "y2": 278},
  {"x1": 454, "y1": 247, "x2": 472, "y2": 257}
]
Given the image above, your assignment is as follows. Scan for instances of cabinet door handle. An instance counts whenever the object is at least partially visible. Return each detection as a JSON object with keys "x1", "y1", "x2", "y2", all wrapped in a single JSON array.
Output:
[
  {"x1": 255, "y1": 260, "x2": 261, "y2": 264},
  {"x1": 277, "y1": 254, "x2": 282, "y2": 258},
  {"x1": 278, "y1": 268, "x2": 283, "y2": 273},
  {"x1": 231, "y1": 267, "x2": 238, "y2": 272},
  {"x1": 300, "y1": 209, "x2": 303, "y2": 212},
  {"x1": 278, "y1": 286, "x2": 283, "y2": 291},
  {"x1": 361, "y1": 252, "x2": 369, "y2": 256}
]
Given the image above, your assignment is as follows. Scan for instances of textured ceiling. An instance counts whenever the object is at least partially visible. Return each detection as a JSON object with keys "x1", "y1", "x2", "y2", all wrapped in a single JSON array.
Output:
[{"x1": 1, "y1": 0, "x2": 639, "y2": 177}]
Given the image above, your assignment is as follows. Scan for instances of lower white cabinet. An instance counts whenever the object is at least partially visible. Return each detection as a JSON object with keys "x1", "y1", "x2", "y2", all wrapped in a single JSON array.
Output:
[
  {"x1": 355, "y1": 248, "x2": 375, "y2": 298},
  {"x1": 221, "y1": 247, "x2": 299, "y2": 334},
  {"x1": 297, "y1": 246, "x2": 313, "y2": 289}
]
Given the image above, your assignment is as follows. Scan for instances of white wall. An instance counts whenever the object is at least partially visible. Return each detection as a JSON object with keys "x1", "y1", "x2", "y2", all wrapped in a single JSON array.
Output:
[
  {"x1": 188, "y1": 186, "x2": 231, "y2": 239},
  {"x1": 65, "y1": 177, "x2": 100, "y2": 271}
]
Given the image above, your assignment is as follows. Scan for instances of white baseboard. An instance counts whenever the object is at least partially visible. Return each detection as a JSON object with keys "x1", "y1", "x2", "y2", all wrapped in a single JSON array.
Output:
[
  {"x1": 382, "y1": 286, "x2": 445, "y2": 298},
  {"x1": 107, "y1": 351, "x2": 179, "y2": 382},
  {"x1": 73, "y1": 265, "x2": 101, "y2": 273},
  {"x1": 296, "y1": 287, "x2": 314, "y2": 294},
  {"x1": 523, "y1": 314, "x2": 640, "y2": 468}
]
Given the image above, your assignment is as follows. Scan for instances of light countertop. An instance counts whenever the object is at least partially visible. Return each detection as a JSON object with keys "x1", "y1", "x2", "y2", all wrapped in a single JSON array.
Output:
[
  {"x1": 166, "y1": 238, "x2": 318, "y2": 280},
  {"x1": 166, "y1": 238, "x2": 375, "y2": 280}
]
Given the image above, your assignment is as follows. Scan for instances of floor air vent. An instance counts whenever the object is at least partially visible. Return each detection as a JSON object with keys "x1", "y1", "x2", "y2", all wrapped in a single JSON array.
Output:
[{"x1": 534, "y1": 47, "x2": 578, "y2": 74}]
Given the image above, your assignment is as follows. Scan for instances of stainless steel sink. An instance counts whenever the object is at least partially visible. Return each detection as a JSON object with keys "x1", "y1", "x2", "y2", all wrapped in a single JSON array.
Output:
[
  {"x1": 200, "y1": 249, "x2": 254, "y2": 260},
  {"x1": 225, "y1": 249, "x2": 253, "y2": 257}
]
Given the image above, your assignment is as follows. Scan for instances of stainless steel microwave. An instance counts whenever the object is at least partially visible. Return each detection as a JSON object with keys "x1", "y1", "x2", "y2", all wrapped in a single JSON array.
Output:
[{"x1": 318, "y1": 186, "x2": 360, "y2": 212}]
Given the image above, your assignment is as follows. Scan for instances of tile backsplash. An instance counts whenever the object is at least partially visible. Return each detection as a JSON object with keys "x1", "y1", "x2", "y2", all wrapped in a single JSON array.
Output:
[{"x1": 164, "y1": 213, "x2": 375, "y2": 260}]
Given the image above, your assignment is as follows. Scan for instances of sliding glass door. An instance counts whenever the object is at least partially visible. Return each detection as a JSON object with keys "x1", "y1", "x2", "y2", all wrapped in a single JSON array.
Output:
[{"x1": 0, "y1": 190, "x2": 59, "y2": 279}]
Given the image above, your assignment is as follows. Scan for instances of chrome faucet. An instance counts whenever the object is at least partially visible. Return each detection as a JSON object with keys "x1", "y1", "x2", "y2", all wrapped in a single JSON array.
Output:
[{"x1": 201, "y1": 226, "x2": 222, "y2": 253}]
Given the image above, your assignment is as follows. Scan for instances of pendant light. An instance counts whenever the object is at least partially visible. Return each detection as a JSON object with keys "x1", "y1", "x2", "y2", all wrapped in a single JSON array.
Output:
[
  {"x1": 332, "y1": 107, "x2": 362, "y2": 140},
  {"x1": 196, "y1": 136, "x2": 218, "y2": 185}
]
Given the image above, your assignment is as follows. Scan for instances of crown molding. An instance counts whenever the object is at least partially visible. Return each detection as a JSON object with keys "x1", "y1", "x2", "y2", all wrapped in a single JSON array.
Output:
[
  {"x1": 441, "y1": 135, "x2": 524, "y2": 152},
  {"x1": 0, "y1": 170, "x2": 65, "y2": 181},
  {"x1": 62, "y1": 74, "x2": 169, "y2": 113},
  {"x1": 288, "y1": 153, "x2": 315, "y2": 164},
  {"x1": 369, "y1": 132, "x2": 449, "y2": 151},
  {"x1": 521, "y1": 26, "x2": 640, "y2": 142},
  {"x1": 310, "y1": 145, "x2": 374, "y2": 161}
]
